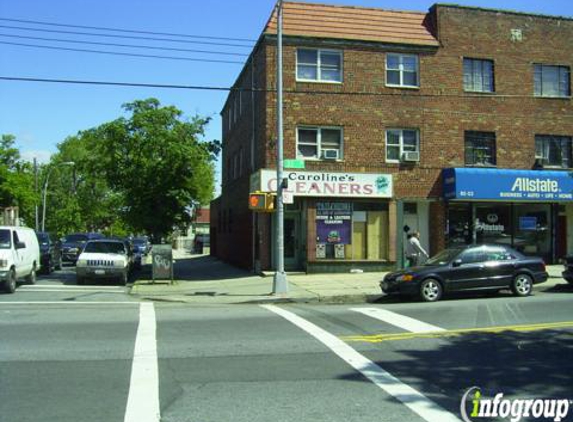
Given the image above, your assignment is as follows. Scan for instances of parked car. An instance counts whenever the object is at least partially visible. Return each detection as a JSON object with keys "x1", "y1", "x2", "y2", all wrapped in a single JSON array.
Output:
[
  {"x1": 381, "y1": 244, "x2": 548, "y2": 302},
  {"x1": 61, "y1": 232, "x2": 105, "y2": 264},
  {"x1": 0, "y1": 226, "x2": 41, "y2": 293},
  {"x1": 193, "y1": 234, "x2": 210, "y2": 254},
  {"x1": 132, "y1": 237, "x2": 150, "y2": 255},
  {"x1": 35, "y1": 232, "x2": 62, "y2": 274},
  {"x1": 561, "y1": 256, "x2": 573, "y2": 285},
  {"x1": 75, "y1": 239, "x2": 132, "y2": 286}
]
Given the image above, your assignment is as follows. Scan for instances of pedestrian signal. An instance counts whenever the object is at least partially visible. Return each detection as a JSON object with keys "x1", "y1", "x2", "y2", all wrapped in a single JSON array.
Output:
[{"x1": 248, "y1": 192, "x2": 276, "y2": 212}]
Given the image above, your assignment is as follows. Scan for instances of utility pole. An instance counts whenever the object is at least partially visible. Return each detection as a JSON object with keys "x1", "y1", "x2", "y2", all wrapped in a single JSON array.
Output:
[
  {"x1": 273, "y1": 0, "x2": 288, "y2": 294},
  {"x1": 34, "y1": 158, "x2": 39, "y2": 232}
]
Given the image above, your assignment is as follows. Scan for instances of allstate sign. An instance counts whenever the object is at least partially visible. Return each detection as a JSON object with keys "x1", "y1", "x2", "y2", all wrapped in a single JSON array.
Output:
[{"x1": 443, "y1": 168, "x2": 573, "y2": 201}]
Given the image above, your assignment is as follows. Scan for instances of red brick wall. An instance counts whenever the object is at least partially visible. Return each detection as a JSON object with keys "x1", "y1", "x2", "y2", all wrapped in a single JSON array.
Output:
[{"x1": 216, "y1": 6, "x2": 573, "y2": 270}]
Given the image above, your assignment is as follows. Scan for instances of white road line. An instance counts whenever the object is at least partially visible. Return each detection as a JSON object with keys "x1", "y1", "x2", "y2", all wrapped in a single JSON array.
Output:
[
  {"x1": 262, "y1": 305, "x2": 461, "y2": 422},
  {"x1": 0, "y1": 301, "x2": 138, "y2": 305},
  {"x1": 124, "y1": 302, "x2": 160, "y2": 422},
  {"x1": 17, "y1": 289, "x2": 126, "y2": 293},
  {"x1": 20, "y1": 285, "x2": 125, "y2": 290},
  {"x1": 351, "y1": 308, "x2": 446, "y2": 333}
]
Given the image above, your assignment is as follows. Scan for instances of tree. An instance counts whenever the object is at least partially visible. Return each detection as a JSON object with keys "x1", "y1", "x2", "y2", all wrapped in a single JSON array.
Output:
[
  {"x1": 96, "y1": 98, "x2": 219, "y2": 241},
  {"x1": 51, "y1": 98, "x2": 219, "y2": 241},
  {"x1": 0, "y1": 134, "x2": 37, "y2": 226}
]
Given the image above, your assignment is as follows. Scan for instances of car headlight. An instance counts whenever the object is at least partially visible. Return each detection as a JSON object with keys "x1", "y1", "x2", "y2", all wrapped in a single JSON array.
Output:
[
  {"x1": 69, "y1": 247, "x2": 79, "y2": 253},
  {"x1": 114, "y1": 259, "x2": 127, "y2": 268},
  {"x1": 0, "y1": 259, "x2": 8, "y2": 268},
  {"x1": 76, "y1": 259, "x2": 88, "y2": 267},
  {"x1": 396, "y1": 274, "x2": 414, "y2": 282}
]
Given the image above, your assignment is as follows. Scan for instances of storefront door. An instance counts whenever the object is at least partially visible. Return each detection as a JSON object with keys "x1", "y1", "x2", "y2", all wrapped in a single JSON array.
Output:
[{"x1": 284, "y1": 214, "x2": 301, "y2": 271}]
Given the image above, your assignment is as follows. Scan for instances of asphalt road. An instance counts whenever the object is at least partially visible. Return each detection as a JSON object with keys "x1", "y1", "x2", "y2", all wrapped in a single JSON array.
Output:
[{"x1": 1, "y1": 268, "x2": 572, "y2": 422}]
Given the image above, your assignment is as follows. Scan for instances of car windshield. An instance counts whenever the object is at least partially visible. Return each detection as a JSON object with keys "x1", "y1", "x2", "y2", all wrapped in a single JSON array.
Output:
[
  {"x1": 425, "y1": 248, "x2": 464, "y2": 266},
  {"x1": 84, "y1": 242, "x2": 126, "y2": 254},
  {"x1": 64, "y1": 234, "x2": 88, "y2": 243},
  {"x1": 36, "y1": 233, "x2": 49, "y2": 246},
  {"x1": 0, "y1": 229, "x2": 11, "y2": 249}
]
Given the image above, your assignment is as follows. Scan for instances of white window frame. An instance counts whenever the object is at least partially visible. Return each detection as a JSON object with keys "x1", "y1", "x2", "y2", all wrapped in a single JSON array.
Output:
[
  {"x1": 296, "y1": 48, "x2": 343, "y2": 83},
  {"x1": 534, "y1": 64, "x2": 571, "y2": 98},
  {"x1": 386, "y1": 53, "x2": 419, "y2": 88},
  {"x1": 385, "y1": 128, "x2": 420, "y2": 163},
  {"x1": 463, "y1": 58, "x2": 495, "y2": 93},
  {"x1": 296, "y1": 126, "x2": 344, "y2": 161}
]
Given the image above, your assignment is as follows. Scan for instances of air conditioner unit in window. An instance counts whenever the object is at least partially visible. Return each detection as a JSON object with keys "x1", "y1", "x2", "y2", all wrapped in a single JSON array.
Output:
[
  {"x1": 402, "y1": 151, "x2": 420, "y2": 162},
  {"x1": 322, "y1": 149, "x2": 339, "y2": 160}
]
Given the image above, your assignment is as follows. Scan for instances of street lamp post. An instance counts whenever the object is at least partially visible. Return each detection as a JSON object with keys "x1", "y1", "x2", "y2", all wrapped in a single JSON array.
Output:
[
  {"x1": 41, "y1": 161, "x2": 75, "y2": 232},
  {"x1": 273, "y1": 0, "x2": 288, "y2": 294}
]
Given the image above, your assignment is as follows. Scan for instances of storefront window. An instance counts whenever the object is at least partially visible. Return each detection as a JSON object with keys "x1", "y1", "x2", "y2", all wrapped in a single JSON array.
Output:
[
  {"x1": 447, "y1": 203, "x2": 472, "y2": 246},
  {"x1": 315, "y1": 201, "x2": 389, "y2": 260},
  {"x1": 474, "y1": 204, "x2": 511, "y2": 245},
  {"x1": 513, "y1": 204, "x2": 551, "y2": 261}
]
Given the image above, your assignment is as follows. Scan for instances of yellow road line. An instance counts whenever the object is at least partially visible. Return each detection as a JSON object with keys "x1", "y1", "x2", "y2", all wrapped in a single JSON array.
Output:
[{"x1": 342, "y1": 321, "x2": 573, "y2": 343}]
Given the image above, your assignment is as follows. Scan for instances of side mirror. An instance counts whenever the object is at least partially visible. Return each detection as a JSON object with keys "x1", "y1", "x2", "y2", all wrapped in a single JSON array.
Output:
[
  {"x1": 452, "y1": 259, "x2": 463, "y2": 267},
  {"x1": 16, "y1": 241, "x2": 26, "y2": 249}
]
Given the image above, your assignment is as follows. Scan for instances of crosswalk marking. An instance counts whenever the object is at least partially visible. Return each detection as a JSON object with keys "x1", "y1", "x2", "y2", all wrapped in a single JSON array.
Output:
[
  {"x1": 19, "y1": 284, "x2": 124, "y2": 290},
  {"x1": 350, "y1": 308, "x2": 446, "y2": 333},
  {"x1": 124, "y1": 302, "x2": 160, "y2": 422},
  {"x1": 262, "y1": 304, "x2": 462, "y2": 422}
]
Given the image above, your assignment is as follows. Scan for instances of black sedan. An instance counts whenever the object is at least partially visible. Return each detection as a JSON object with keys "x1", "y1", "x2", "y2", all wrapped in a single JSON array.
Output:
[{"x1": 381, "y1": 244, "x2": 548, "y2": 302}]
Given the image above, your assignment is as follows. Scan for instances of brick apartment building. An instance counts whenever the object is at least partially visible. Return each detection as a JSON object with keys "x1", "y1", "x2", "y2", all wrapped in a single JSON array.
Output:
[{"x1": 211, "y1": 1, "x2": 573, "y2": 272}]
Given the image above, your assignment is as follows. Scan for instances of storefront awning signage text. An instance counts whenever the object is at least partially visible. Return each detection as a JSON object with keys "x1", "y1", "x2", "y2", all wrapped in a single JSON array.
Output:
[
  {"x1": 443, "y1": 168, "x2": 573, "y2": 201},
  {"x1": 251, "y1": 170, "x2": 393, "y2": 198}
]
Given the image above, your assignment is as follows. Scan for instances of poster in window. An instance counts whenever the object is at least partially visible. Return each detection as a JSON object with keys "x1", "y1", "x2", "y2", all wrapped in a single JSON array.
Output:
[
  {"x1": 519, "y1": 216, "x2": 537, "y2": 231},
  {"x1": 316, "y1": 202, "x2": 352, "y2": 244}
]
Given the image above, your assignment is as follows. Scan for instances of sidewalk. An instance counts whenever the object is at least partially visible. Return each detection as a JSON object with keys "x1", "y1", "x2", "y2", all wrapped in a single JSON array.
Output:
[{"x1": 129, "y1": 250, "x2": 571, "y2": 304}]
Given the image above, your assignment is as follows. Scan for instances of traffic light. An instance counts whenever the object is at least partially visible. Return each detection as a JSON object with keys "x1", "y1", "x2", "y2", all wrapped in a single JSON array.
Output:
[{"x1": 248, "y1": 192, "x2": 276, "y2": 212}]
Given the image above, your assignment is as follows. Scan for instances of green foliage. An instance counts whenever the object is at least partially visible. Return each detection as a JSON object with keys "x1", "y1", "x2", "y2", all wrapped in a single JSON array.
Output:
[
  {"x1": 0, "y1": 134, "x2": 38, "y2": 226},
  {"x1": 50, "y1": 98, "x2": 219, "y2": 240}
]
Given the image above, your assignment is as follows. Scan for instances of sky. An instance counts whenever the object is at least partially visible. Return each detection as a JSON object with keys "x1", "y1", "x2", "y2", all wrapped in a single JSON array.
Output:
[{"x1": 1, "y1": 0, "x2": 572, "y2": 195}]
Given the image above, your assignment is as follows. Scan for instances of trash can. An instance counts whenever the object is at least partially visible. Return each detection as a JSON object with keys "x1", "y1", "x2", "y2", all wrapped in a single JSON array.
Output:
[{"x1": 151, "y1": 244, "x2": 173, "y2": 283}]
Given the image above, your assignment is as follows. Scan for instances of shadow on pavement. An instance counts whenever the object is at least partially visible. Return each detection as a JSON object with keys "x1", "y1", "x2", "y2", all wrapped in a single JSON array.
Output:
[
  {"x1": 338, "y1": 329, "x2": 573, "y2": 416},
  {"x1": 133, "y1": 255, "x2": 256, "y2": 282}
]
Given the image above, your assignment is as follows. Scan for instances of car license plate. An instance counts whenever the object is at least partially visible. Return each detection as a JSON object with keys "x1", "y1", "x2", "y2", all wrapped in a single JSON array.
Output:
[{"x1": 95, "y1": 269, "x2": 106, "y2": 275}]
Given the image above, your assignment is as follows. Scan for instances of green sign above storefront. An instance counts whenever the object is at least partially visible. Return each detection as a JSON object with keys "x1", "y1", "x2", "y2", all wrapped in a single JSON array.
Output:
[{"x1": 284, "y1": 159, "x2": 305, "y2": 169}]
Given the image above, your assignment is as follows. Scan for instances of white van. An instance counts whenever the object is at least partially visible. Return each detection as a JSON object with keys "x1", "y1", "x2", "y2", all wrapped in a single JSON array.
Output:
[{"x1": 0, "y1": 226, "x2": 40, "y2": 293}]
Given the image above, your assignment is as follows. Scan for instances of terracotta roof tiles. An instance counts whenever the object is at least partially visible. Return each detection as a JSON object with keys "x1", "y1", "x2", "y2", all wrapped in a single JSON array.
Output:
[{"x1": 264, "y1": 1, "x2": 438, "y2": 47}]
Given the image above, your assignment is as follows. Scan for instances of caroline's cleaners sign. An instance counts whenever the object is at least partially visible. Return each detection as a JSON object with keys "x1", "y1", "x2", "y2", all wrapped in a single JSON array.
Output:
[
  {"x1": 251, "y1": 170, "x2": 393, "y2": 198},
  {"x1": 443, "y1": 168, "x2": 573, "y2": 202}
]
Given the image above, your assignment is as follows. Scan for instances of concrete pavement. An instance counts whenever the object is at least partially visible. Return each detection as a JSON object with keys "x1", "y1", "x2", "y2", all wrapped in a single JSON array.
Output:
[{"x1": 129, "y1": 249, "x2": 572, "y2": 304}]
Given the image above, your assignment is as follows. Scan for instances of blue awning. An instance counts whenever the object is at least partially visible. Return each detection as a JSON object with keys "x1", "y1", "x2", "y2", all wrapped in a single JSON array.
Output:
[{"x1": 443, "y1": 168, "x2": 573, "y2": 201}]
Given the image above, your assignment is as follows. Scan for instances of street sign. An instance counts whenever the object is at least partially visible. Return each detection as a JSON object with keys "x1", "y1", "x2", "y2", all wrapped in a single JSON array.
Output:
[
  {"x1": 283, "y1": 191, "x2": 294, "y2": 204},
  {"x1": 283, "y1": 159, "x2": 305, "y2": 169}
]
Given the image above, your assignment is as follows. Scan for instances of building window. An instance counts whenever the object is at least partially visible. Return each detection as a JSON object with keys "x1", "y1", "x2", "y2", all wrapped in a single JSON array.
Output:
[
  {"x1": 296, "y1": 49, "x2": 342, "y2": 82},
  {"x1": 535, "y1": 135, "x2": 572, "y2": 168},
  {"x1": 534, "y1": 64, "x2": 570, "y2": 97},
  {"x1": 297, "y1": 126, "x2": 343, "y2": 160},
  {"x1": 386, "y1": 53, "x2": 419, "y2": 88},
  {"x1": 385, "y1": 129, "x2": 419, "y2": 162},
  {"x1": 465, "y1": 131, "x2": 496, "y2": 166},
  {"x1": 463, "y1": 58, "x2": 494, "y2": 92}
]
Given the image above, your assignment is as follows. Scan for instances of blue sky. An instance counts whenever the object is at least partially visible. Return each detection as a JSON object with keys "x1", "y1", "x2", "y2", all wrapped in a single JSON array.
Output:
[{"x1": 1, "y1": 0, "x2": 571, "y2": 194}]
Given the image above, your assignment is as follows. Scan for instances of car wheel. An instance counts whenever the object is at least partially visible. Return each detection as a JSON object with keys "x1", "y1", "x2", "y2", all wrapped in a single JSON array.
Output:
[
  {"x1": 3, "y1": 269, "x2": 16, "y2": 293},
  {"x1": 512, "y1": 273, "x2": 533, "y2": 297},
  {"x1": 26, "y1": 266, "x2": 37, "y2": 285},
  {"x1": 420, "y1": 278, "x2": 443, "y2": 302}
]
